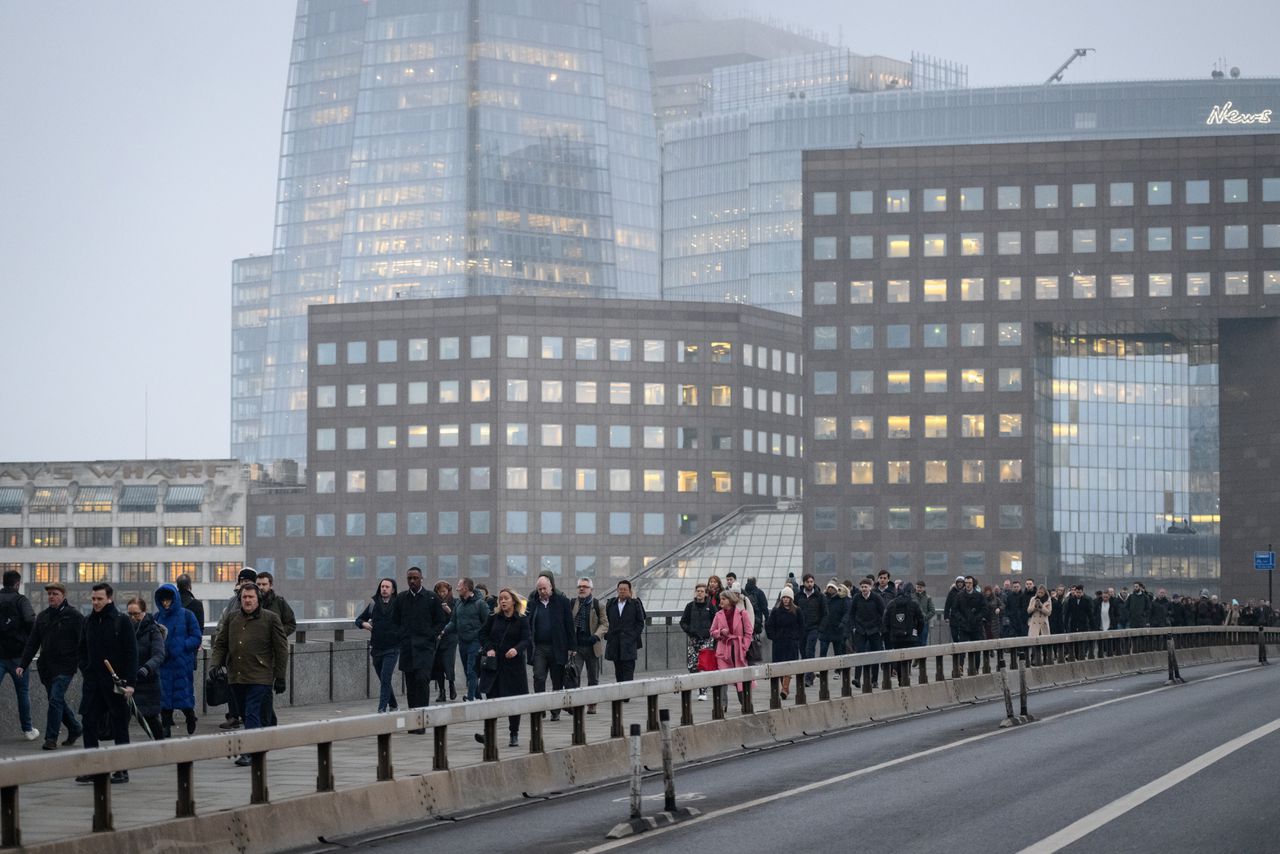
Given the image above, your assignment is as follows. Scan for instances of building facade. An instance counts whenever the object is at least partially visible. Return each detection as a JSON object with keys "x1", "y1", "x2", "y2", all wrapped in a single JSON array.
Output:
[
  {"x1": 0, "y1": 460, "x2": 247, "y2": 615},
  {"x1": 247, "y1": 296, "x2": 803, "y2": 619},
  {"x1": 234, "y1": 0, "x2": 664, "y2": 469},
  {"x1": 663, "y1": 79, "x2": 1280, "y2": 314},
  {"x1": 802, "y1": 134, "x2": 1280, "y2": 599}
]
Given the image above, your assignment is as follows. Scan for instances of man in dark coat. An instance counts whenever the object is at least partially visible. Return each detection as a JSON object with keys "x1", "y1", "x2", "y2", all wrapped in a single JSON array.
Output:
[
  {"x1": 884, "y1": 584, "x2": 925, "y2": 681},
  {"x1": 949, "y1": 577, "x2": 987, "y2": 672},
  {"x1": 391, "y1": 566, "x2": 447, "y2": 728},
  {"x1": 846, "y1": 579, "x2": 887, "y2": 687},
  {"x1": 526, "y1": 575, "x2": 575, "y2": 720},
  {"x1": 1150, "y1": 589, "x2": 1172, "y2": 629},
  {"x1": 604, "y1": 579, "x2": 646, "y2": 683},
  {"x1": 1126, "y1": 582, "x2": 1153, "y2": 629},
  {"x1": 1048, "y1": 586, "x2": 1067, "y2": 635},
  {"x1": 175, "y1": 573, "x2": 205, "y2": 637},
  {"x1": 1062, "y1": 585, "x2": 1095, "y2": 660},
  {"x1": 255, "y1": 571, "x2": 296, "y2": 726},
  {"x1": 0, "y1": 570, "x2": 38, "y2": 741},
  {"x1": 794, "y1": 573, "x2": 827, "y2": 686},
  {"x1": 75, "y1": 583, "x2": 137, "y2": 784},
  {"x1": 942, "y1": 576, "x2": 966, "y2": 643},
  {"x1": 17, "y1": 582, "x2": 83, "y2": 749}
]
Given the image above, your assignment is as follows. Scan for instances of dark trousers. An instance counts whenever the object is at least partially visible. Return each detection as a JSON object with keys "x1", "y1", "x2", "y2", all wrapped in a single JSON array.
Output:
[
  {"x1": 373, "y1": 651, "x2": 399, "y2": 712},
  {"x1": 458, "y1": 640, "x2": 481, "y2": 700},
  {"x1": 853, "y1": 633, "x2": 884, "y2": 686},
  {"x1": 801, "y1": 628, "x2": 819, "y2": 683},
  {"x1": 44, "y1": 674, "x2": 80, "y2": 740},
  {"x1": 889, "y1": 637, "x2": 918, "y2": 680},
  {"x1": 532, "y1": 644, "x2": 564, "y2": 693},
  {"x1": 81, "y1": 680, "x2": 130, "y2": 749},
  {"x1": 405, "y1": 668, "x2": 432, "y2": 708},
  {"x1": 231, "y1": 683, "x2": 271, "y2": 730},
  {"x1": 819, "y1": 638, "x2": 847, "y2": 657},
  {"x1": 613, "y1": 659, "x2": 636, "y2": 683},
  {"x1": 572, "y1": 645, "x2": 601, "y2": 686}
]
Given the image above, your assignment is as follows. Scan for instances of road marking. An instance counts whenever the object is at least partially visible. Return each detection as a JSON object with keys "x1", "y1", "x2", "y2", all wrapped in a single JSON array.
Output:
[
  {"x1": 573, "y1": 665, "x2": 1265, "y2": 854},
  {"x1": 1017, "y1": 716, "x2": 1280, "y2": 854}
]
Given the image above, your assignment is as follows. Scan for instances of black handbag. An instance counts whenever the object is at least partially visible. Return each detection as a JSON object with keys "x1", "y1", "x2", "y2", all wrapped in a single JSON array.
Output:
[
  {"x1": 479, "y1": 652, "x2": 499, "y2": 673},
  {"x1": 204, "y1": 667, "x2": 230, "y2": 707},
  {"x1": 562, "y1": 652, "x2": 580, "y2": 689}
]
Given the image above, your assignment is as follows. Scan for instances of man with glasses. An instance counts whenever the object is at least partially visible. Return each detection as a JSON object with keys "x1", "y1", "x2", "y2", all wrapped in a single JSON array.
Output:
[{"x1": 570, "y1": 578, "x2": 609, "y2": 712}]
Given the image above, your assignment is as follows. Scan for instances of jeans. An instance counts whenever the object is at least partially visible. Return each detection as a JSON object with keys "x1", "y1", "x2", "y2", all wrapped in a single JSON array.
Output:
[
  {"x1": 232, "y1": 684, "x2": 271, "y2": 730},
  {"x1": 0, "y1": 659, "x2": 33, "y2": 733},
  {"x1": 457, "y1": 640, "x2": 480, "y2": 699},
  {"x1": 801, "y1": 628, "x2": 819, "y2": 683},
  {"x1": 853, "y1": 633, "x2": 885, "y2": 686},
  {"x1": 44, "y1": 673, "x2": 79, "y2": 740},
  {"x1": 531, "y1": 644, "x2": 564, "y2": 693},
  {"x1": 819, "y1": 638, "x2": 847, "y2": 657},
  {"x1": 372, "y1": 650, "x2": 399, "y2": 712},
  {"x1": 919, "y1": 622, "x2": 931, "y2": 647}
]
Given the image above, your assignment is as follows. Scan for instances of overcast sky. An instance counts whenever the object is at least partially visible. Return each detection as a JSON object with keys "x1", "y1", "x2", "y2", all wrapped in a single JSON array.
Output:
[{"x1": 2, "y1": 1, "x2": 1278, "y2": 463}]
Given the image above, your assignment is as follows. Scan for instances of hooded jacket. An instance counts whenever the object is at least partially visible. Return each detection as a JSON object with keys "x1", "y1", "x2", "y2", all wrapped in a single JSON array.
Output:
[
  {"x1": 154, "y1": 583, "x2": 203, "y2": 709},
  {"x1": 132, "y1": 612, "x2": 167, "y2": 716},
  {"x1": 818, "y1": 587, "x2": 851, "y2": 642}
]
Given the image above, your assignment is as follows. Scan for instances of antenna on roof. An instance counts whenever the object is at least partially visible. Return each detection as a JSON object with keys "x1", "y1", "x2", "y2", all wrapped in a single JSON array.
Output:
[{"x1": 1045, "y1": 48, "x2": 1094, "y2": 85}]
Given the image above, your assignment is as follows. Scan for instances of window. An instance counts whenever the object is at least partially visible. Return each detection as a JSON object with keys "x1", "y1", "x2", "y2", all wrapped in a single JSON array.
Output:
[
  {"x1": 961, "y1": 507, "x2": 986, "y2": 529},
  {"x1": 507, "y1": 423, "x2": 529, "y2": 446},
  {"x1": 887, "y1": 507, "x2": 912, "y2": 529},
  {"x1": 1148, "y1": 273, "x2": 1173, "y2": 297},
  {"x1": 999, "y1": 506, "x2": 1023, "y2": 529},
  {"x1": 315, "y1": 472, "x2": 335, "y2": 493},
  {"x1": 438, "y1": 381, "x2": 459, "y2": 403},
  {"x1": 886, "y1": 370, "x2": 911, "y2": 394},
  {"x1": 1186, "y1": 226, "x2": 1211, "y2": 251},
  {"x1": 998, "y1": 323, "x2": 1022, "y2": 347},
  {"x1": 164, "y1": 526, "x2": 202, "y2": 547},
  {"x1": 346, "y1": 557, "x2": 366, "y2": 579},
  {"x1": 608, "y1": 425, "x2": 631, "y2": 448},
  {"x1": 1147, "y1": 181, "x2": 1172, "y2": 205},
  {"x1": 1110, "y1": 182, "x2": 1134, "y2": 206},
  {"x1": 923, "y1": 188, "x2": 947, "y2": 211},
  {"x1": 210, "y1": 526, "x2": 242, "y2": 546},
  {"x1": 813, "y1": 326, "x2": 836, "y2": 350},
  {"x1": 850, "y1": 280, "x2": 873, "y2": 303},
  {"x1": 924, "y1": 415, "x2": 948, "y2": 438},
  {"x1": 679, "y1": 384, "x2": 698, "y2": 406},
  {"x1": 504, "y1": 379, "x2": 528, "y2": 403},
  {"x1": 1186, "y1": 272, "x2": 1211, "y2": 296},
  {"x1": 962, "y1": 460, "x2": 985, "y2": 484},
  {"x1": 1111, "y1": 274, "x2": 1135, "y2": 298},
  {"x1": 376, "y1": 426, "x2": 396, "y2": 449},
  {"x1": 574, "y1": 512, "x2": 595, "y2": 534},
  {"x1": 848, "y1": 371, "x2": 872, "y2": 394},
  {"x1": 997, "y1": 186, "x2": 1021, "y2": 209},
  {"x1": 923, "y1": 234, "x2": 946, "y2": 257},
  {"x1": 850, "y1": 325, "x2": 873, "y2": 349},
  {"x1": 643, "y1": 383, "x2": 664, "y2": 405},
  {"x1": 885, "y1": 189, "x2": 910, "y2": 212},
  {"x1": 316, "y1": 343, "x2": 336, "y2": 365},
  {"x1": 1224, "y1": 225, "x2": 1249, "y2": 249},
  {"x1": 849, "y1": 236, "x2": 873, "y2": 259},
  {"x1": 347, "y1": 470, "x2": 367, "y2": 493},
  {"x1": 814, "y1": 371, "x2": 836, "y2": 395},
  {"x1": 1034, "y1": 230, "x2": 1058, "y2": 254},
  {"x1": 439, "y1": 337, "x2": 460, "y2": 359},
  {"x1": 376, "y1": 513, "x2": 396, "y2": 536},
  {"x1": 998, "y1": 368, "x2": 1023, "y2": 392},
  {"x1": 960, "y1": 187, "x2": 984, "y2": 211},
  {"x1": 1072, "y1": 183, "x2": 1096, "y2": 207},
  {"x1": 998, "y1": 413, "x2": 1023, "y2": 437},
  {"x1": 923, "y1": 278, "x2": 947, "y2": 302},
  {"x1": 997, "y1": 231, "x2": 1021, "y2": 255},
  {"x1": 961, "y1": 414, "x2": 985, "y2": 438},
  {"x1": 887, "y1": 235, "x2": 911, "y2": 258},
  {"x1": 997, "y1": 277, "x2": 1021, "y2": 301},
  {"x1": 961, "y1": 368, "x2": 984, "y2": 391},
  {"x1": 1148, "y1": 227, "x2": 1172, "y2": 251},
  {"x1": 376, "y1": 470, "x2": 396, "y2": 492},
  {"x1": 506, "y1": 334, "x2": 528, "y2": 358},
  {"x1": 1225, "y1": 272, "x2": 1249, "y2": 295},
  {"x1": 886, "y1": 325, "x2": 910, "y2": 348},
  {"x1": 999, "y1": 460, "x2": 1023, "y2": 483},
  {"x1": 813, "y1": 507, "x2": 837, "y2": 532},
  {"x1": 376, "y1": 339, "x2": 397, "y2": 363},
  {"x1": 1263, "y1": 225, "x2": 1280, "y2": 248},
  {"x1": 541, "y1": 336, "x2": 563, "y2": 359},
  {"x1": 346, "y1": 513, "x2": 366, "y2": 536},
  {"x1": 886, "y1": 415, "x2": 911, "y2": 439},
  {"x1": 677, "y1": 471, "x2": 698, "y2": 492},
  {"x1": 575, "y1": 469, "x2": 597, "y2": 492},
  {"x1": 1072, "y1": 275, "x2": 1096, "y2": 299},
  {"x1": 1073, "y1": 229, "x2": 1096, "y2": 253},
  {"x1": 76, "y1": 563, "x2": 109, "y2": 583},
  {"x1": 887, "y1": 460, "x2": 911, "y2": 484},
  {"x1": 643, "y1": 470, "x2": 665, "y2": 492},
  {"x1": 542, "y1": 468, "x2": 562, "y2": 490},
  {"x1": 73, "y1": 488, "x2": 113, "y2": 513},
  {"x1": 850, "y1": 190, "x2": 873, "y2": 213},
  {"x1": 960, "y1": 277, "x2": 984, "y2": 301},
  {"x1": 961, "y1": 233, "x2": 984, "y2": 256},
  {"x1": 575, "y1": 425, "x2": 597, "y2": 447},
  {"x1": 887, "y1": 279, "x2": 911, "y2": 303},
  {"x1": 925, "y1": 506, "x2": 949, "y2": 530},
  {"x1": 74, "y1": 528, "x2": 111, "y2": 548},
  {"x1": 925, "y1": 460, "x2": 948, "y2": 484},
  {"x1": 346, "y1": 341, "x2": 366, "y2": 364},
  {"x1": 609, "y1": 339, "x2": 632, "y2": 361},
  {"x1": 438, "y1": 511, "x2": 459, "y2": 534},
  {"x1": 609, "y1": 469, "x2": 632, "y2": 491},
  {"x1": 850, "y1": 416, "x2": 873, "y2": 439},
  {"x1": 814, "y1": 417, "x2": 837, "y2": 440},
  {"x1": 850, "y1": 461, "x2": 874, "y2": 485},
  {"x1": 575, "y1": 381, "x2": 597, "y2": 404},
  {"x1": 471, "y1": 423, "x2": 492, "y2": 446},
  {"x1": 813, "y1": 191, "x2": 836, "y2": 214},
  {"x1": 813, "y1": 237, "x2": 837, "y2": 259},
  {"x1": 285, "y1": 515, "x2": 305, "y2": 537},
  {"x1": 1265, "y1": 178, "x2": 1280, "y2": 202},
  {"x1": 1267, "y1": 271, "x2": 1280, "y2": 295},
  {"x1": 316, "y1": 385, "x2": 336, "y2": 408},
  {"x1": 1034, "y1": 185, "x2": 1058, "y2": 209},
  {"x1": 710, "y1": 385, "x2": 731, "y2": 407},
  {"x1": 924, "y1": 370, "x2": 947, "y2": 393},
  {"x1": 1035, "y1": 276, "x2": 1059, "y2": 299},
  {"x1": 1184, "y1": 180, "x2": 1210, "y2": 204},
  {"x1": 1224, "y1": 178, "x2": 1248, "y2": 203},
  {"x1": 346, "y1": 384, "x2": 366, "y2": 407},
  {"x1": 1110, "y1": 228, "x2": 1134, "y2": 252},
  {"x1": 470, "y1": 379, "x2": 490, "y2": 402}
]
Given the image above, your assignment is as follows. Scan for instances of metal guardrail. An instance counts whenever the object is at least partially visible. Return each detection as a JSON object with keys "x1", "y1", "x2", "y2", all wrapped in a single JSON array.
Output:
[{"x1": 0, "y1": 626, "x2": 1272, "y2": 846}]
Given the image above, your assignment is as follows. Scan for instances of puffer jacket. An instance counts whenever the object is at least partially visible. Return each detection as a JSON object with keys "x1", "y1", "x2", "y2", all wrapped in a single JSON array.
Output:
[
  {"x1": 153, "y1": 584, "x2": 202, "y2": 709},
  {"x1": 132, "y1": 613, "x2": 167, "y2": 716}
]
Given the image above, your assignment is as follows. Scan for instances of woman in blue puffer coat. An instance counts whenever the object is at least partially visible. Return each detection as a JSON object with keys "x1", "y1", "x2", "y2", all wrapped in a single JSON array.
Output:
[{"x1": 154, "y1": 583, "x2": 203, "y2": 737}]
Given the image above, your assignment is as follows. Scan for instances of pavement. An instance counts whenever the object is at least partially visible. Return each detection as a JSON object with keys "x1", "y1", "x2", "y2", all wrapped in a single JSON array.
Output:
[{"x1": 299, "y1": 659, "x2": 1280, "y2": 854}]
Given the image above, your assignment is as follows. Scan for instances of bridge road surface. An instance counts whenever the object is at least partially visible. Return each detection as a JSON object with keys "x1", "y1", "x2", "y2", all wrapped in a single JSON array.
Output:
[{"x1": 330, "y1": 660, "x2": 1280, "y2": 854}]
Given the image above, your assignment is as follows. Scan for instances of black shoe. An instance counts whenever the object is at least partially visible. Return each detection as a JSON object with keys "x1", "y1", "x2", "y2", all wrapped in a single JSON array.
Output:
[
  {"x1": 407, "y1": 728, "x2": 425, "y2": 735},
  {"x1": 435, "y1": 688, "x2": 446, "y2": 703},
  {"x1": 474, "y1": 733, "x2": 486, "y2": 744},
  {"x1": 234, "y1": 755, "x2": 252, "y2": 767},
  {"x1": 449, "y1": 683, "x2": 457, "y2": 701},
  {"x1": 549, "y1": 711, "x2": 561, "y2": 722},
  {"x1": 185, "y1": 713, "x2": 198, "y2": 736},
  {"x1": 508, "y1": 734, "x2": 519, "y2": 747},
  {"x1": 42, "y1": 739, "x2": 57, "y2": 751},
  {"x1": 74, "y1": 774, "x2": 96, "y2": 784},
  {"x1": 110, "y1": 771, "x2": 129, "y2": 784},
  {"x1": 219, "y1": 718, "x2": 242, "y2": 730},
  {"x1": 63, "y1": 727, "x2": 83, "y2": 746},
  {"x1": 780, "y1": 692, "x2": 788, "y2": 701}
]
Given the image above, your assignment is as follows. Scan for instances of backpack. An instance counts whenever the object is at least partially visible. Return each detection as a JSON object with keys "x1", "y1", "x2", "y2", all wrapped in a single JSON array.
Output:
[
  {"x1": 889, "y1": 606, "x2": 913, "y2": 640},
  {"x1": 0, "y1": 596, "x2": 27, "y2": 657}
]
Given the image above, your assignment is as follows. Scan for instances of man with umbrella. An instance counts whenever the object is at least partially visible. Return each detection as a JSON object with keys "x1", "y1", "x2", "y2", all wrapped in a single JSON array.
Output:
[{"x1": 74, "y1": 583, "x2": 137, "y2": 784}]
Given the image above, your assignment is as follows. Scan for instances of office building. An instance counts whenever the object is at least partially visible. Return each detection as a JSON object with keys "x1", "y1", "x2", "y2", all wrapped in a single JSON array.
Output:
[
  {"x1": 802, "y1": 133, "x2": 1280, "y2": 598},
  {"x1": 246, "y1": 295, "x2": 803, "y2": 618}
]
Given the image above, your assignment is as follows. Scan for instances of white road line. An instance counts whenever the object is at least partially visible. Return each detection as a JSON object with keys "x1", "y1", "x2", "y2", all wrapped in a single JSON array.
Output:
[
  {"x1": 573, "y1": 665, "x2": 1264, "y2": 854},
  {"x1": 1017, "y1": 716, "x2": 1280, "y2": 854}
]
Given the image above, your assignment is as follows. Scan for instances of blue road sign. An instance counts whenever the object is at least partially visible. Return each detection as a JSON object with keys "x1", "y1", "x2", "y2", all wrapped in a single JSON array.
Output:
[{"x1": 1255, "y1": 551, "x2": 1276, "y2": 571}]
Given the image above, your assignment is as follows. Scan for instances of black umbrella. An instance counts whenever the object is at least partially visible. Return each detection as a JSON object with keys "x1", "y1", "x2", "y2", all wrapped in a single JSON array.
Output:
[{"x1": 104, "y1": 659, "x2": 154, "y2": 740}]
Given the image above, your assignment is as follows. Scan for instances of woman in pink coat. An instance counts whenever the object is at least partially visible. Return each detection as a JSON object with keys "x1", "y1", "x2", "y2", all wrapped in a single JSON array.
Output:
[{"x1": 710, "y1": 590, "x2": 753, "y2": 696}]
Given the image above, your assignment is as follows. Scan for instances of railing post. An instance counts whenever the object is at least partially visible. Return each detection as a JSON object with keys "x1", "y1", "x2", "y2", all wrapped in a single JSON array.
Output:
[
  {"x1": 899, "y1": 655, "x2": 911, "y2": 687},
  {"x1": 659, "y1": 709, "x2": 676, "y2": 813},
  {"x1": 92, "y1": 774, "x2": 112, "y2": 832},
  {"x1": 646, "y1": 695, "x2": 660, "y2": 732},
  {"x1": 250, "y1": 753, "x2": 268, "y2": 804},
  {"x1": 951, "y1": 652, "x2": 962, "y2": 679},
  {"x1": 795, "y1": 672, "x2": 808, "y2": 705},
  {"x1": 711, "y1": 684, "x2": 725, "y2": 720},
  {"x1": 935, "y1": 654, "x2": 945, "y2": 682},
  {"x1": 841, "y1": 666, "x2": 853, "y2": 697},
  {"x1": 572, "y1": 705, "x2": 588, "y2": 745},
  {"x1": 818, "y1": 669, "x2": 830, "y2": 701},
  {"x1": 316, "y1": 742, "x2": 334, "y2": 792},
  {"x1": 433, "y1": 725, "x2": 449, "y2": 770},
  {"x1": 1, "y1": 785, "x2": 19, "y2": 847},
  {"x1": 981, "y1": 649, "x2": 991, "y2": 675},
  {"x1": 529, "y1": 711, "x2": 544, "y2": 753},
  {"x1": 917, "y1": 655, "x2": 928, "y2": 684},
  {"x1": 628, "y1": 724, "x2": 643, "y2": 820},
  {"x1": 377, "y1": 733, "x2": 394, "y2": 780},
  {"x1": 680, "y1": 690, "x2": 693, "y2": 726},
  {"x1": 769, "y1": 676, "x2": 782, "y2": 710},
  {"x1": 879, "y1": 662, "x2": 891, "y2": 690},
  {"x1": 740, "y1": 680, "x2": 753, "y2": 714},
  {"x1": 611, "y1": 700, "x2": 625, "y2": 738},
  {"x1": 482, "y1": 718, "x2": 499, "y2": 762}
]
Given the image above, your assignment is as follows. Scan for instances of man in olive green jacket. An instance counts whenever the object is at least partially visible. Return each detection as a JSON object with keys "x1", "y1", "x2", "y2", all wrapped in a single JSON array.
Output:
[
  {"x1": 914, "y1": 580, "x2": 938, "y2": 646},
  {"x1": 211, "y1": 584, "x2": 288, "y2": 766}
]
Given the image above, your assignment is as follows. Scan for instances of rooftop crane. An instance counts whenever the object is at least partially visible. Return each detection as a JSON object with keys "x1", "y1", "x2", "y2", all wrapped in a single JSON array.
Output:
[{"x1": 1045, "y1": 48, "x2": 1094, "y2": 85}]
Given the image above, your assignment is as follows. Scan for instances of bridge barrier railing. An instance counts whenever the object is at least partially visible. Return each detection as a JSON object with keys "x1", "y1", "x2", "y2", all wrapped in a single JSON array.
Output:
[{"x1": 0, "y1": 625, "x2": 1272, "y2": 848}]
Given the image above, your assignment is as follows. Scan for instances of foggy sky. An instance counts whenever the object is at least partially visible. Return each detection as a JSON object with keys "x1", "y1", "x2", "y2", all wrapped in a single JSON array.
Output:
[{"x1": 2, "y1": 1, "x2": 1277, "y2": 463}]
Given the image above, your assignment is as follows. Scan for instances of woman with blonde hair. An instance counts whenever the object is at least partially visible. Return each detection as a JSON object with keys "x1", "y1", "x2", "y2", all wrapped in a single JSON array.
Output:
[
  {"x1": 710, "y1": 589, "x2": 753, "y2": 703},
  {"x1": 475, "y1": 588, "x2": 530, "y2": 747},
  {"x1": 1027, "y1": 584, "x2": 1053, "y2": 665}
]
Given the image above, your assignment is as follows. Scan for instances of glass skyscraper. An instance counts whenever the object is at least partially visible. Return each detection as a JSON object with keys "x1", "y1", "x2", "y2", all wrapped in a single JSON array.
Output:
[{"x1": 234, "y1": 0, "x2": 662, "y2": 468}]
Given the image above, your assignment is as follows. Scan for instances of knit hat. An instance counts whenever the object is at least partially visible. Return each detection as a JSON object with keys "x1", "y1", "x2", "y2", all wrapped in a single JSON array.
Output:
[
  {"x1": 778, "y1": 587, "x2": 794, "y2": 600},
  {"x1": 239, "y1": 567, "x2": 259, "y2": 583}
]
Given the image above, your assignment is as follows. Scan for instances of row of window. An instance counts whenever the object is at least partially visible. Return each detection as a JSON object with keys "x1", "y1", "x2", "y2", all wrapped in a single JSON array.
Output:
[
  {"x1": 311, "y1": 464, "x2": 767, "y2": 495},
  {"x1": 813, "y1": 504, "x2": 1024, "y2": 531},
  {"x1": 810, "y1": 550, "x2": 1025, "y2": 578},
  {"x1": 0, "y1": 486, "x2": 203, "y2": 515},
  {"x1": 3, "y1": 561, "x2": 242, "y2": 585},
  {"x1": 251, "y1": 554, "x2": 643, "y2": 585},
  {"x1": 812, "y1": 272, "x2": 1280, "y2": 305},
  {"x1": 0, "y1": 526, "x2": 243, "y2": 548},
  {"x1": 815, "y1": 366, "x2": 1030, "y2": 396},
  {"x1": 815, "y1": 457, "x2": 1024, "y2": 485},
  {"x1": 813, "y1": 225, "x2": 1280, "y2": 260},
  {"x1": 316, "y1": 421, "x2": 799, "y2": 453},
  {"x1": 317, "y1": 336, "x2": 749, "y2": 367},
  {"x1": 260, "y1": 508, "x2": 722, "y2": 540},
  {"x1": 315, "y1": 380, "x2": 762, "y2": 409},
  {"x1": 817, "y1": 409, "x2": 1027, "y2": 439},
  {"x1": 811, "y1": 178, "x2": 1280, "y2": 216}
]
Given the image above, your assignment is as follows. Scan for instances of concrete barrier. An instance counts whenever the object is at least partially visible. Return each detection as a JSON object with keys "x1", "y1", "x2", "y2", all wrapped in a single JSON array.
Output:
[{"x1": 4, "y1": 629, "x2": 1269, "y2": 854}]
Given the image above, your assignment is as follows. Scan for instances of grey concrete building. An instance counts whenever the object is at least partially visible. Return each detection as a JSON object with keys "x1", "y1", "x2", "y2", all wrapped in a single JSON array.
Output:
[
  {"x1": 0, "y1": 460, "x2": 247, "y2": 614},
  {"x1": 803, "y1": 133, "x2": 1280, "y2": 599},
  {"x1": 247, "y1": 296, "x2": 804, "y2": 619}
]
